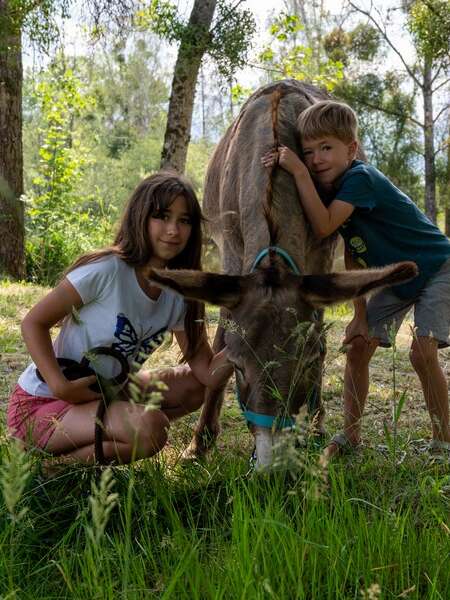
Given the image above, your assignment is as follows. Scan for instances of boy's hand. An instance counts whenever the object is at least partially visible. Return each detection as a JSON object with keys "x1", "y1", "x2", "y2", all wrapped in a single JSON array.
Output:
[
  {"x1": 261, "y1": 145, "x2": 307, "y2": 176},
  {"x1": 343, "y1": 316, "x2": 369, "y2": 345}
]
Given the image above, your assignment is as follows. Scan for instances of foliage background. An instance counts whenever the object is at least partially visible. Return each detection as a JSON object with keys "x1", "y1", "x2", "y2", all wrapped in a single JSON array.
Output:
[{"x1": 18, "y1": 0, "x2": 450, "y2": 284}]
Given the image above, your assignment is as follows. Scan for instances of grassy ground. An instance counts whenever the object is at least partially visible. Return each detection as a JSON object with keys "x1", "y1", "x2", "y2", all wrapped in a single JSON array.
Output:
[{"x1": 0, "y1": 280, "x2": 449, "y2": 599}]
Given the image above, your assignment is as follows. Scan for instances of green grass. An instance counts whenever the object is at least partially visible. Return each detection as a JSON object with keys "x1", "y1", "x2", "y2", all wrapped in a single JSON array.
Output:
[
  {"x1": 0, "y1": 453, "x2": 448, "y2": 599},
  {"x1": 0, "y1": 281, "x2": 449, "y2": 599}
]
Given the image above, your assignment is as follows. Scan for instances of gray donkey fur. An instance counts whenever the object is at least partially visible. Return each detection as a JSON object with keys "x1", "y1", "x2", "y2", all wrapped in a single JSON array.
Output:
[
  {"x1": 149, "y1": 80, "x2": 418, "y2": 465},
  {"x1": 190, "y1": 80, "x2": 335, "y2": 455}
]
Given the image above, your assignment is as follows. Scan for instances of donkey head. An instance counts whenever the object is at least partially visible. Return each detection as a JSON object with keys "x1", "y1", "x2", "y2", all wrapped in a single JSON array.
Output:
[{"x1": 149, "y1": 259, "x2": 417, "y2": 466}]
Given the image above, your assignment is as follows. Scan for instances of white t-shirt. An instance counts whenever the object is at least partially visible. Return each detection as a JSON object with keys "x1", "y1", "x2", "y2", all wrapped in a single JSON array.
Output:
[{"x1": 19, "y1": 256, "x2": 186, "y2": 397}]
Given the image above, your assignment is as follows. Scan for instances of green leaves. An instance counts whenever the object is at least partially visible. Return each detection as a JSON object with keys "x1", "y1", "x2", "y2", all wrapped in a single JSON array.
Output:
[
  {"x1": 0, "y1": 0, "x2": 72, "y2": 52},
  {"x1": 136, "y1": 0, "x2": 256, "y2": 80},
  {"x1": 207, "y1": 0, "x2": 256, "y2": 79},
  {"x1": 24, "y1": 62, "x2": 111, "y2": 284},
  {"x1": 269, "y1": 13, "x2": 303, "y2": 40},
  {"x1": 259, "y1": 11, "x2": 343, "y2": 91},
  {"x1": 135, "y1": 0, "x2": 183, "y2": 43},
  {"x1": 230, "y1": 84, "x2": 253, "y2": 106},
  {"x1": 408, "y1": 0, "x2": 450, "y2": 63}
]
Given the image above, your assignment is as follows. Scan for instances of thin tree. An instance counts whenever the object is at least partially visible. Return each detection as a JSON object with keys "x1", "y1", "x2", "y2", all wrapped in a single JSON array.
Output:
[
  {"x1": 445, "y1": 111, "x2": 450, "y2": 235},
  {"x1": 348, "y1": 0, "x2": 450, "y2": 223},
  {"x1": 161, "y1": 0, "x2": 217, "y2": 172},
  {"x1": 147, "y1": 0, "x2": 255, "y2": 173}
]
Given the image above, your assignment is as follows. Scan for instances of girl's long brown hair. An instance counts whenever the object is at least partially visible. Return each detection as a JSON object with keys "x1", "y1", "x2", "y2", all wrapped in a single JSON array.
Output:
[{"x1": 65, "y1": 171, "x2": 205, "y2": 362}]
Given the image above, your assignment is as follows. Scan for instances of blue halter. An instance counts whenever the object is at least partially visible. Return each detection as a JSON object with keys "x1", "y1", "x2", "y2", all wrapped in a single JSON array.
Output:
[
  {"x1": 236, "y1": 246, "x2": 302, "y2": 430},
  {"x1": 251, "y1": 246, "x2": 301, "y2": 275}
]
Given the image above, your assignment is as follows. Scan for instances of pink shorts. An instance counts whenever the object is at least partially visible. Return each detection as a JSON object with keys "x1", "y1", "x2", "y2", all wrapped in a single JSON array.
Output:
[{"x1": 7, "y1": 385, "x2": 72, "y2": 449}]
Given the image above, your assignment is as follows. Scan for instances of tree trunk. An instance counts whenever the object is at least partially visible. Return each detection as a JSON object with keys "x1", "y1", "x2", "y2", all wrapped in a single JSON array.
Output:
[
  {"x1": 0, "y1": 0, "x2": 25, "y2": 279},
  {"x1": 445, "y1": 114, "x2": 450, "y2": 236},
  {"x1": 160, "y1": 0, "x2": 217, "y2": 173},
  {"x1": 422, "y1": 58, "x2": 437, "y2": 223}
]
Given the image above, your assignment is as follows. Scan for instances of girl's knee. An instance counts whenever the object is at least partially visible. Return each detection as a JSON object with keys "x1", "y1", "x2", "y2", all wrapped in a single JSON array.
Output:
[
  {"x1": 185, "y1": 375, "x2": 206, "y2": 411},
  {"x1": 139, "y1": 410, "x2": 170, "y2": 455},
  {"x1": 118, "y1": 406, "x2": 169, "y2": 458}
]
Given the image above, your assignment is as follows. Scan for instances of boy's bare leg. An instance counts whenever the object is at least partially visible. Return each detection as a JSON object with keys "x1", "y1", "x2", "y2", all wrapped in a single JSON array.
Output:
[
  {"x1": 343, "y1": 337, "x2": 380, "y2": 442},
  {"x1": 326, "y1": 336, "x2": 379, "y2": 456},
  {"x1": 410, "y1": 336, "x2": 450, "y2": 443}
]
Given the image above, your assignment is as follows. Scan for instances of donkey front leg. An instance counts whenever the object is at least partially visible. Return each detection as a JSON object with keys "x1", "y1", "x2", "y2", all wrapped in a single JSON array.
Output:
[{"x1": 182, "y1": 321, "x2": 231, "y2": 459}]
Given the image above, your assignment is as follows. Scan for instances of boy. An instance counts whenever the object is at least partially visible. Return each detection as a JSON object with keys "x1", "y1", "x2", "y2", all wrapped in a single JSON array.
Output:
[{"x1": 261, "y1": 100, "x2": 450, "y2": 457}]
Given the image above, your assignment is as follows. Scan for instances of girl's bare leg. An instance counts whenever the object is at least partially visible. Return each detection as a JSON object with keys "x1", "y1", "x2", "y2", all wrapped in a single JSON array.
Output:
[
  {"x1": 41, "y1": 366, "x2": 203, "y2": 463},
  {"x1": 44, "y1": 400, "x2": 170, "y2": 463},
  {"x1": 138, "y1": 365, "x2": 205, "y2": 421}
]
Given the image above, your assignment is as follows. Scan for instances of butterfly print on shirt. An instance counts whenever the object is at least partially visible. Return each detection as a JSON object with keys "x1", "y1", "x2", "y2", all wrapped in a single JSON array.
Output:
[{"x1": 111, "y1": 313, "x2": 167, "y2": 366}]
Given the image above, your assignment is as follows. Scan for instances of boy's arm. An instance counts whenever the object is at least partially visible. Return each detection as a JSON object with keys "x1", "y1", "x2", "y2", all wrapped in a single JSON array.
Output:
[{"x1": 261, "y1": 146, "x2": 354, "y2": 238}]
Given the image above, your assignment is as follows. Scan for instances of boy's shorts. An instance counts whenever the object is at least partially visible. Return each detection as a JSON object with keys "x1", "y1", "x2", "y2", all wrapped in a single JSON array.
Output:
[{"x1": 367, "y1": 258, "x2": 450, "y2": 348}]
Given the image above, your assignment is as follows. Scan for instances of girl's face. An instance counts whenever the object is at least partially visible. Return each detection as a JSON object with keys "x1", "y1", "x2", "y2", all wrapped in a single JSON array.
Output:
[{"x1": 148, "y1": 195, "x2": 193, "y2": 267}]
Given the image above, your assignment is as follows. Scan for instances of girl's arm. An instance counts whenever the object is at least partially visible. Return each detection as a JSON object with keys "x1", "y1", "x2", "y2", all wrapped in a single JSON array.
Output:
[
  {"x1": 21, "y1": 279, "x2": 102, "y2": 404},
  {"x1": 261, "y1": 146, "x2": 354, "y2": 238},
  {"x1": 174, "y1": 330, "x2": 233, "y2": 389}
]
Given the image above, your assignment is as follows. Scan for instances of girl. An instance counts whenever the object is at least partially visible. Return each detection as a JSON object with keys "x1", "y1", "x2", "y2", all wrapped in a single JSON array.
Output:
[{"x1": 8, "y1": 171, "x2": 231, "y2": 464}]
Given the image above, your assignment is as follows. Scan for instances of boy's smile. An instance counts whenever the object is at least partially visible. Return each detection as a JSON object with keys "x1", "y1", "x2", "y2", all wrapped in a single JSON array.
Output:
[{"x1": 302, "y1": 136, "x2": 358, "y2": 186}]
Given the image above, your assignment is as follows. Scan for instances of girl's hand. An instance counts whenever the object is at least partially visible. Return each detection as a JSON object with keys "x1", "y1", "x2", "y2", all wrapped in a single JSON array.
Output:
[{"x1": 52, "y1": 375, "x2": 102, "y2": 404}]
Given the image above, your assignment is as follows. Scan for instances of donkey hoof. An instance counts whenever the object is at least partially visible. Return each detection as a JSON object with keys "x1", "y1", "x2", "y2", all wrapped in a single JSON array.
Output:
[{"x1": 180, "y1": 441, "x2": 208, "y2": 463}]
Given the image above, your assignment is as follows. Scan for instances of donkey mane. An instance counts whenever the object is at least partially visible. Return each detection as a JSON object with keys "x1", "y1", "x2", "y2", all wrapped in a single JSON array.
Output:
[{"x1": 263, "y1": 89, "x2": 282, "y2": 246}]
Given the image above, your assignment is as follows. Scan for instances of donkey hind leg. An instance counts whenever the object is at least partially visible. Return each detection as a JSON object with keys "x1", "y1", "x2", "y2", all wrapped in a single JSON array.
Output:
[{"x1": 181, "y1": 320, "x2": 230, "y2": 459}]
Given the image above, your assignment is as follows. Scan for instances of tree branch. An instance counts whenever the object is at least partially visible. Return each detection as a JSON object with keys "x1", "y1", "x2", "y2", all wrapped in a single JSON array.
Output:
[
  {"x1": 432, "y1": 77, "x2": 450, "y2": 94},
  {"x1": 208, "y1": 0, "x2": 246, "y2": 36},
  {"x1": 431, "y1": 63, "x2": 443, "y2": 85},
  {"x1": 246, "y1": 61, "x2": 287, "y2": 76},
  {"x1": 350, "y1": 95, "x2": 423, "y2": 128},
  {"x1": 348, "y1": 0, "x2": 423, "y2": 89},
  {"x1": 434, "y1": 139, "x2": 450, "y2": 157},
  {"x1": 433, "y1": 103, "x2": 450, "y2": 124}
]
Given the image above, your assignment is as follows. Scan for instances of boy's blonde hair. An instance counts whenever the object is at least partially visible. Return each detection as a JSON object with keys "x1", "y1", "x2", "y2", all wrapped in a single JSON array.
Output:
[{"x1": 297, "y1": 100, "x2": 358, "y2": 143}]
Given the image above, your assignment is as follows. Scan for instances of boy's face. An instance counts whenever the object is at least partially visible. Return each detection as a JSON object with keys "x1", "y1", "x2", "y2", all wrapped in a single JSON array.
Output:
[{"x1": 301, "y1": 136, "x2": 358, "y2": 187}]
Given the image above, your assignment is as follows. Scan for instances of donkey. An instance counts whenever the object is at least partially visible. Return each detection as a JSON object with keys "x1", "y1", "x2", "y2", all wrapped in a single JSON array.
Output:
[{"x1": 150, "y1": 80, "x2": 418, "y2": 469}]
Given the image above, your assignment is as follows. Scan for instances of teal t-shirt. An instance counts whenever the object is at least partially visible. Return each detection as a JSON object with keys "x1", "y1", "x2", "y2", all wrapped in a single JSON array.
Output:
[{"x1": 336, "y1": 160, "x2": 450, "y2": 299}]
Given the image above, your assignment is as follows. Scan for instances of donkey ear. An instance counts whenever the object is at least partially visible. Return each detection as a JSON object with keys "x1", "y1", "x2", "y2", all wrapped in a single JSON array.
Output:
[
  {"x1": 297, "y1": 261, "x2": 418, "y2": 306},
  {"x1": 148, "y1": 268, "x2": 245, "y2": 309}
]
